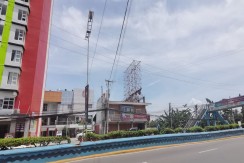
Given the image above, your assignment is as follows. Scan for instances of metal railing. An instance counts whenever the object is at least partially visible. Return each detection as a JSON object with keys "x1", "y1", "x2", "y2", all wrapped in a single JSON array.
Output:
[{"x1": 185, "y1": 105, "x2": 208, "y2": 128}]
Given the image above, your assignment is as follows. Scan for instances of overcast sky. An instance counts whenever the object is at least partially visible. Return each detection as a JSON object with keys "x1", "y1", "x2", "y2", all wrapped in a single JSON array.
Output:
[{"x1": 45, "y1": 0, "x2": 244, "y2": 114}]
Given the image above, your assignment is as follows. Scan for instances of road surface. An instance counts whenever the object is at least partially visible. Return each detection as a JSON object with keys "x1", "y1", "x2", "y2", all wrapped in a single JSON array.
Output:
[{"x1": 58, "y1": 136, "x2": 244, "y2": 163}]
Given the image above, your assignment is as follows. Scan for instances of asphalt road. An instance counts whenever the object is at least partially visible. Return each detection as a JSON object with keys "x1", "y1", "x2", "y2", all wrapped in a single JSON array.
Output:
[{"x1": 69, "y1": 136, "x2": 244, "y2": 163}]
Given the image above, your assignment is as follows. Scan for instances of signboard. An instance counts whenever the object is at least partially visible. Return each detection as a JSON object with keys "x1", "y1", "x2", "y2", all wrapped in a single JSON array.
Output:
[
  {"x1": 133, "y1": 114, "x2": 148, "y2": 121},
  {"x1": 121, "y1": 113, "x2": 133, "y2": 121}
]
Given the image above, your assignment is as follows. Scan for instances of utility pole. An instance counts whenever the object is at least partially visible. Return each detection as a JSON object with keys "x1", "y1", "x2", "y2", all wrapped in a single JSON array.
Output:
[
  {"x1": 105, "y1": 80, "x2": 113, "y2": 134},
  {"x1": 84, "y1": 11, "x2": 94, "y2": 131},
  {"x1": 242, "y1": 106, "x2": 244, "y2": 123},
  {"x1": 169, "y1": 103, "x2": 172, "y2": 128}
]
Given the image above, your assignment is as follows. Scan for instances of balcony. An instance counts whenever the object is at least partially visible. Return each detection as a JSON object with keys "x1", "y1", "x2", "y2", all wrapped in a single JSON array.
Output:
[
  {"x1": 15, "y1": 0, "x2": 30, "y2": 7},
  {"x1": 0, "y1": 109, "x2": 14, "y2": 115}
]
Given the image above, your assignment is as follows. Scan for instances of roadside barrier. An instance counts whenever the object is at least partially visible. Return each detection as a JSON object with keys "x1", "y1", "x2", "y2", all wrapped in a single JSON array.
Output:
[{"x1": 0, "y1": 128, "x2": 243, "y2": 163}]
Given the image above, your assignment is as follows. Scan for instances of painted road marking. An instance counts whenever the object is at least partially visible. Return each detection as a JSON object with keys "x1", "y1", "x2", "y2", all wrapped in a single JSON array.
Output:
[{"x1": 198, "y1": 148, "x2": 218, "y2": 154}]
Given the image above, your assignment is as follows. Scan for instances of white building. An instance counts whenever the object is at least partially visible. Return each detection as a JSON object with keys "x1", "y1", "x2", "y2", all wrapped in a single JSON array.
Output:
[{"x1": 41, "y1": 89, "x2": 94, "y2": 137}]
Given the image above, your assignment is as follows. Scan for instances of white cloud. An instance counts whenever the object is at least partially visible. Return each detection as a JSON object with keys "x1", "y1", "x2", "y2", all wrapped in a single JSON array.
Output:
[{"x1": 47, "y1": 0, "x2": 244, "y2": 112}]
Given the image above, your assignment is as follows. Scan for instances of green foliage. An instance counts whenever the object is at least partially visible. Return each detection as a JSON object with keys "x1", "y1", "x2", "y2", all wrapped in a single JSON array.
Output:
[
  {"x1": 228, "y1": 123, "x2": 239, "y2": 129},
  {"x1": 174, "y1": 127, "x2": 183, "y2": 133},
  {"x1": 186, "y1": 126, "x2": 204, "y2": 133},
  {"x1": 84, "y1": 129, "x2": 160, "y2": 141},
  {"x1": 163, "y1": 128, "x2": 175, "y2": 134},
  {"x1": 144, "y1": 128, "x2": 159, "y2": 135},
  {"x1": 159, "y1": 108, "x2": 192, "y2": 129},
  {"x1": 83, "y1": 124, "x2": 242, "y2": 142},
  {"x1": 205, "y1": 126, "x2": 217, "y2": 131},
  {"x1": 0, "y1": 136, "x2": 70, "y2": 150}
]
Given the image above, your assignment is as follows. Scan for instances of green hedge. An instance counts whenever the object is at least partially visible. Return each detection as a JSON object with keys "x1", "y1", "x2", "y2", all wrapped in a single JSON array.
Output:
[
  {"x1": 174, "y1": 127, "x2": 183, "y2": 133},
  {"x1": 83, "y1": 124, "x2": 241, "y2": 141},
  {"x1": 0, "y1": 136, "x2": 71, "y2": 150},
  {"x1": 186, "y1": 126, "x2": 204, "y2": 133},
  {"x1": 163, "y1": 128, "x2": 175, "y2": 134},
  {"x1": 201, "y1": 124, "x2": 240, "y2": 132},
  {"x1": 84, "y1": 129, "x2": 159, "y2": 141}
]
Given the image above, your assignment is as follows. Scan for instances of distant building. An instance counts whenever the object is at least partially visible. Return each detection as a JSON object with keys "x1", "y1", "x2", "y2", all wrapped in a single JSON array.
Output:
[
  {"x1": 41, "y1": 89, "x2": 94, "y2": 137},
  {"x1": 95, "y1": 94, "x2": 150, "y2": 134},
  {"x1": 0, "y1": 0, "x2": 52, "y2": 138}
]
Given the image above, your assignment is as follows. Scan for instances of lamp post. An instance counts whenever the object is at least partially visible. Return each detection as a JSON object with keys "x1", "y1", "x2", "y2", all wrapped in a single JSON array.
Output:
[{"x1": 84, "y1": 11, "x2": 94, "y2": 131}]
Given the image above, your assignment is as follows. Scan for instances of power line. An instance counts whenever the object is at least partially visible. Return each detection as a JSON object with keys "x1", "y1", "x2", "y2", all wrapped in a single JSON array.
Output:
[
  {"x1": 8, "y1": 10, "x2": 242, "y2": 89},
  {"x1": 90, "y1": 0, "x2": 108, "y2": 75},
  {"x1": 109, "y1": 0, "x2": 131, "y2": 80},
  {"x1": 7, "y1": 8, "x2": 242, "y2": 90},
  {"x1": 36, "y1": 34, "x2": 242, "y2": 91},
  {"x1": 112, "y1": 0, "x2": 133, "y2": 82}
]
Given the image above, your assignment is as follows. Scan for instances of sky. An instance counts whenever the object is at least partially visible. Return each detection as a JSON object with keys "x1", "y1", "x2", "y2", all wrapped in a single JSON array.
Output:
[{"x1": 45, "y1": 0, "x2": 244, "y2": 115}]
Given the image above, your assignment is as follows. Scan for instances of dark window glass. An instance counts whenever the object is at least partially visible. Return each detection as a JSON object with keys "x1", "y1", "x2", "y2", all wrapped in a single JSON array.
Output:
[
  {"x1": 14, "y1": 29, "x2": 19, "y2": 40},
  {"x1": 0, "y1": 25, "x2": 3, "y2": 36}
]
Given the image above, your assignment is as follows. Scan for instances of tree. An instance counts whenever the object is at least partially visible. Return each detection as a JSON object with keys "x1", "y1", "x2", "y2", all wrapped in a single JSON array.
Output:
[{"x1": 158, "y1": 108, "x2": 191, "y2": 129}]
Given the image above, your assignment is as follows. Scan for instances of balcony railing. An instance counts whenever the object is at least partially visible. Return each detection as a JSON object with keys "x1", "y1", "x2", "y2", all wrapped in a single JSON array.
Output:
[{"x1": 109, "y1": 113, "x2": 148, "y2": 122}]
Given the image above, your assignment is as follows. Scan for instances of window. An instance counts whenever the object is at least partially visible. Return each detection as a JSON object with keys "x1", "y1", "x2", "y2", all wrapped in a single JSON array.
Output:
[
  {"x1": 120, "y1": 105, "x2": 134, "y2": 113},
  {"x1": 3, "y1": 98, "x2": 14, "y2": 109},
  {"x1": 20, "y1": 0, "x2": 29, "y2": 2},
  {"x1": 0, "y1": 24, "x2": 3, "y2": 36},
  {"x1": 75, "y1": 117, "x2": 79, "y2": 123},
  {"x1": 50, "y1": 117, "x2": 56, "y2": 125},
  {"x1": 18, "y1": 9, "x2": 28, "y2": 22},
  {"x1": 7, "y1": 72, "x2": 19, "y2": 85},
  {"x1": 68, "y1": 104, "x2": 72, "y2": 109},
  {"x1": 43, "y1": 104, "x2": 48, "y2": 111},
  {"x1": 0, "y1": 99, "x2": 3, "y2": 108},
  {"x1": 136, "y1": 109, "x2": 145, "y2": 114},
  {"x1": 14, "y1": 29, "x2": 25, "y2": 41},
  {"x1": 11, "y1": 50, "x2": 22, "y2": 63},
  {"x1": 88, "y1": 104, "x2": 92, "y2": 108},
  {"x1": 0, "y1": 4, "x2": 7, "y2": 15},
  {"x1": 42, "y1": 118, "x2": 48, "y2": 126}
]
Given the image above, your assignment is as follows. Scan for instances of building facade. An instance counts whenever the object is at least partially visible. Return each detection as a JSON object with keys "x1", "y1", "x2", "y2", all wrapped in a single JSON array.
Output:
[
  {"x1": 41, "y1": 89, "x2": 94, "y2": 138},
  {"x1": 0, "y1": 0, "x2": 52, "y2": 138},
  {"x1": 95, "y1": 94, "x2": 150, "y2": 134}
]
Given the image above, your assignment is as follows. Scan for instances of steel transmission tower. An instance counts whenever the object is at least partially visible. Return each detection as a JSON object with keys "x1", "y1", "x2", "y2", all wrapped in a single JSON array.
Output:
[{"x1": 124, "y1": 60, "x2": 143, "y2": 102}]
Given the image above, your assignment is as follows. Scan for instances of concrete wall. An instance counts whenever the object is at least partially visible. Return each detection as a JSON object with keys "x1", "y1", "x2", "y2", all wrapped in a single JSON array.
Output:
[{"x1": 1, "y1": 129, "x2": 244, "y2": 162}]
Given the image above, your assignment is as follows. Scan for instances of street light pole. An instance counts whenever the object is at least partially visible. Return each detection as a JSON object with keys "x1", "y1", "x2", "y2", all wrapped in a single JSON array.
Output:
[{"x1": 84, "y1": 11, "x2": 94, "y2": 131}]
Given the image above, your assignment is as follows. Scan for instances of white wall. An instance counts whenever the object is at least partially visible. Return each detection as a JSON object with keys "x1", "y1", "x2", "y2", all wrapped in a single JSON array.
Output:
[{"x1": 73, "y1": 88, "x2": 94, "y2": 112}]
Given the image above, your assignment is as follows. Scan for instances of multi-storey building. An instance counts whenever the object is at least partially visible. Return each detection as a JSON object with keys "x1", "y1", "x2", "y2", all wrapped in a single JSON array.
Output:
[
  {"x1": 41, "y1": 89, "x2": 94, "y2": 138},
  {"x1": 95, "y1": 94, "x2": 150, "y2": 134},
  {"x1": 0, "y1": 0, "x2": 52, "y2": 138}
]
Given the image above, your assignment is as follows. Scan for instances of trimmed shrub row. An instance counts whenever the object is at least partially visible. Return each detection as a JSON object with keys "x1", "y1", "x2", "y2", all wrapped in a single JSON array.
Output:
[
  {"x1": 84, "y1": 129, "x2": 159, "y2": 141},
  {"x1": 0, "y1": 136, "x2": 71, "y2": 150},
  {"x1": 204, "y1": 124, "x2": 239, "y2": 131},
  {"x1": 84, "y1": 124, "x2": 241, "y2": 141}
]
